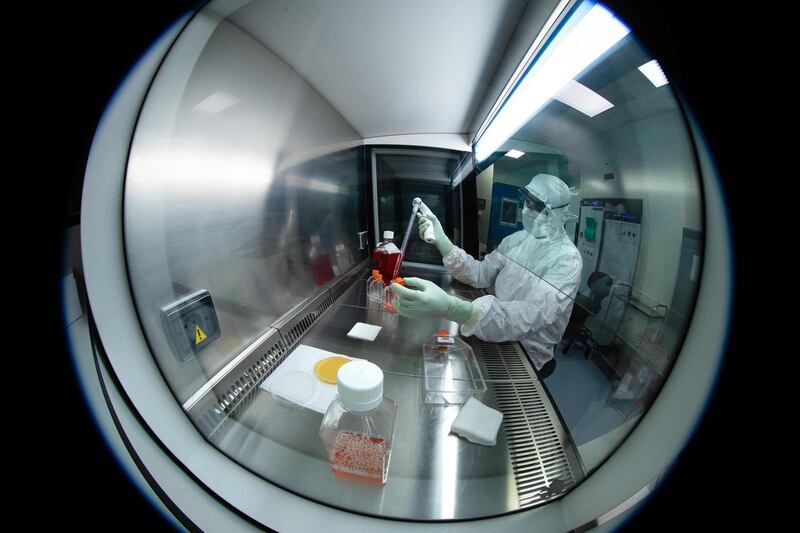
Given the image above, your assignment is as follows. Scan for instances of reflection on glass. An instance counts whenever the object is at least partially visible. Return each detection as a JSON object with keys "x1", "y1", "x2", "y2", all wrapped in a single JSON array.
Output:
[
  {"x1": 473, "y1": 1, "x2": 703, "y2": 472},
  {"x1": 438, "y1": 173, "x2": 582, "y2": 373},
  {"x1": 474, "y1": 1, "x2": 631, "y2": 161}
]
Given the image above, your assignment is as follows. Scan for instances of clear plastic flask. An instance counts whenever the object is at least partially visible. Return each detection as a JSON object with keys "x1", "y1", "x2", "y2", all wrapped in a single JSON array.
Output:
[{"x1": 319, "y1": 360, "x2": 397, "y2": 484}]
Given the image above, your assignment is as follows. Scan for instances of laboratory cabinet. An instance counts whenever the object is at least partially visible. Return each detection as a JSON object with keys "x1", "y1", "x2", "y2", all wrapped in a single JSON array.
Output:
[{"x1": 67, "y1": 0, "x2": 734, "y2": 531}]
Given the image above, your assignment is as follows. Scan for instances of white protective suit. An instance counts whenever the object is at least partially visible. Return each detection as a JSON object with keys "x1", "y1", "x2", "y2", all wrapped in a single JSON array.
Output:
[{"x1": 447, "y1": 174, "x2": 582, "y2": 370}]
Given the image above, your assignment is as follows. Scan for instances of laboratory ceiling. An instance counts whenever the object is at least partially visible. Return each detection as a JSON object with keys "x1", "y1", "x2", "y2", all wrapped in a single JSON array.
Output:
[
  {"x1": 218, "y1": 0, "x2": 531, "y2": 139},
  {"x1": 512, "y1": 37, "x2": 675, "y2": 147}
]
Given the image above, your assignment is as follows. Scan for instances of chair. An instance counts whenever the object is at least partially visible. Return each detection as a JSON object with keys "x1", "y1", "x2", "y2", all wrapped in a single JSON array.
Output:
[{"x1": 560, "y1": 272, "x2": 612, "y2": 358}]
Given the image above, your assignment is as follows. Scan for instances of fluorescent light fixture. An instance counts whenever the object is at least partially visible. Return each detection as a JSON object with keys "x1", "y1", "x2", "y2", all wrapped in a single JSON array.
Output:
[
  {"x1": 554, "y1": 79, "x2": 614, "y2": 117},
  {"x1": 504, "y1": 149, "x2": 525, "y2": 159},
  {"x1": 638, "y1": 59, "x2": 669, "y2": 87},
  {"x1": 474, "y1": 1, "x2": 630, "y2": 162},
  {"x1": 193, "y1": 91, "x2": 241, "y2": 115}
]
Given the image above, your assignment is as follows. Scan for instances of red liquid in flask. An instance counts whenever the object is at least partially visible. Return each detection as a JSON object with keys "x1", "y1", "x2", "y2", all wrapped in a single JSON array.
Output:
[
  {"x1": 380, "y1": 250, "x2": 403, "y2": 282},
  {"x1": 331, "y1": 431, "x2": 390, "y2": 484},
  {"x1": 372, "y1": 232, "x2": 402, "y2": 281},
  {"x1": 371, "y1": 247, "x2": 386, "y2": 273},
  {"x1": 372, "y1": 248, "x2": 402, "y2": 282}
]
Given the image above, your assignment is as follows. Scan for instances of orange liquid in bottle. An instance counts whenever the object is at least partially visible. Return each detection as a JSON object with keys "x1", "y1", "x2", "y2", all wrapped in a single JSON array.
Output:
[
  {"x1": 380, "y1": 251, "x2": 403, "y2": 282},
  {"x1": 330, "y1": 431, "x2": 390, "y2": 484},
  {"x1": 372, "y1": 248, "x2": 386, "y2": 274}
]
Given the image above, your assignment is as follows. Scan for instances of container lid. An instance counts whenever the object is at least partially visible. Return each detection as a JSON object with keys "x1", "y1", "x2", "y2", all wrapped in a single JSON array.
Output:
[
  {"x1": 337, "y1": 360, "x2": 383, "y2": 412},
  {"x1": 314, "y1": 356, "x2": 351, "y2": 384},
  {"x1": 383, "y1": 230, "x2": 394, "y2": 239},
  {"x1": 270, "y1": 371, "x2": 318, "y2": 407}
]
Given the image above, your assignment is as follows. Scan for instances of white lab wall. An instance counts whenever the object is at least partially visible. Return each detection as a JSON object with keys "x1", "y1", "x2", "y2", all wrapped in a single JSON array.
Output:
[{"x1": 567, "y1": 108, "x2": 701, "y2": 307}]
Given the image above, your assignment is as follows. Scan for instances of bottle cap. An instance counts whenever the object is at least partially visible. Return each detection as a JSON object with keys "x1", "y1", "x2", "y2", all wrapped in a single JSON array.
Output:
[
  {"x1": 372, "y1": 269, "x2": 379, "y2": 276},
  {"x1": 437, "y1": 329, "x2": 449, "y2": 335},
  {"x1": 337, "y1": 361, "x2": 384, "y2": 412},
  {"x1": 383, "y1": 230, "x2": 394, "y2": 239}
]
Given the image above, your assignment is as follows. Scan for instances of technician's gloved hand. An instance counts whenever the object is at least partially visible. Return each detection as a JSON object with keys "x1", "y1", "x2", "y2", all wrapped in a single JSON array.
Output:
[
  {"x1": 417, "y1": 212, "x2": 454, "y2": 256},
  {"x1": 390, "y1": 277, "x2": 476, "y2": 323}
]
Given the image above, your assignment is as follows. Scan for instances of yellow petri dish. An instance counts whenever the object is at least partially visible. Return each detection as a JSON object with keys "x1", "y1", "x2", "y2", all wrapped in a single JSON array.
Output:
[{"x1": 314, "y1": 356, "x2": 352, "y2": 384}]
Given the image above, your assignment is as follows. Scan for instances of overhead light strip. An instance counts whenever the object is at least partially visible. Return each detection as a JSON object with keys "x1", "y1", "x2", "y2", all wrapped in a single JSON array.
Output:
[
  {"x1": 474, "y1": 1, "x2": 629, "y2": 162},
  {"x1": 472, "y1": 0, "x2": 574, "y2": 145},
  {"x1": 638, "y1": 59, "x2": 669, "y2": 87},
  {"x1": 554, "y1": 79, "x2": 614, "y2": 117}
]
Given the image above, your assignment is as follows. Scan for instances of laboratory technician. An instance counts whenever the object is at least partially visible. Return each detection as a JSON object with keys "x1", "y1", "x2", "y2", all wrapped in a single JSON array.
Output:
[{"x1": 391, "y1": 174, "x2": 583, "y2": 374}]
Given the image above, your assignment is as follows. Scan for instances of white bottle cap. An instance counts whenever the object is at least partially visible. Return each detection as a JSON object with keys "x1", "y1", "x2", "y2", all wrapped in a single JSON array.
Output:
[
  {"x1": 383, "y1": 230, "x2": 394, "y2": 240},
  {"x1": 337, "y1": 360, "x2": 383, "y2": 412}
]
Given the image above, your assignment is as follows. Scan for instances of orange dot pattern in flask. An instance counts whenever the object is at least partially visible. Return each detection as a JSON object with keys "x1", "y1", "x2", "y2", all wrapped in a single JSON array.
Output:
[{"x1": 330, "y1": 431, "x2": 390, "y2": 484}]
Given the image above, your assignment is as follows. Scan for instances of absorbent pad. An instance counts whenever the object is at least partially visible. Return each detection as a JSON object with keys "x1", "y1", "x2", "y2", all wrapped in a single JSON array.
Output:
[{"x1": 450, "y1": 397, "x2": 503, "y2": 446}]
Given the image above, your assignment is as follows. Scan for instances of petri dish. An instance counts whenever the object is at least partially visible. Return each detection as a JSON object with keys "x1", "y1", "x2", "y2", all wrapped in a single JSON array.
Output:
[
  {"x1": 314, "y1": 356, "x2": 352, "y2": 384},
  {"x1": 270, "y1": 370, "x2": 318, "y2": 407}
]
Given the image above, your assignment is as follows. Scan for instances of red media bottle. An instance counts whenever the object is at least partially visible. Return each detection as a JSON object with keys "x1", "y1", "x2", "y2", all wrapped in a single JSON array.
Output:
[{"x1": 372, "y1": 231, "x2": 402, "y2": 282}]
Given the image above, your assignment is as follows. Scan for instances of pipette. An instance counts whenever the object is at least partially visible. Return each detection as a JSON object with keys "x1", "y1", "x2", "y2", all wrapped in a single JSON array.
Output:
[
  {"x1": 393, "y1": 197, "x2": 435, "y2": 279},
  {"x1": 414, "y1": 197, "x2": 436, "y2": 243}
]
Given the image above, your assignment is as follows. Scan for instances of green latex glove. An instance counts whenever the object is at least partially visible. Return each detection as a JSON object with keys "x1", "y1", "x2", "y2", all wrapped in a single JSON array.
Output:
[
  {"x1": 390, "y1": 277, "x2": 475, "y2": 323},
  {"x1": 417, "y1": 211, "x2": 454, "y2": 256}
]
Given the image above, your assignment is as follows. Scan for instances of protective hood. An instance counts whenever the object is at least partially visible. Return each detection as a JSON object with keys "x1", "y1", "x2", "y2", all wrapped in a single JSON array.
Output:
[{"x1": 522, "y1": 174, "x2": 577, "y2": 240}]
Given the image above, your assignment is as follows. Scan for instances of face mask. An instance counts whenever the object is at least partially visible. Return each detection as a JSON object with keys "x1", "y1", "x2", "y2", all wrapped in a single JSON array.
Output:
[
  {"x1": 523, "y1": 206, "x2": 550, "y2": 238},
  {"x1": 522, "y1": 206, "x2": 537, "y2": 233}
]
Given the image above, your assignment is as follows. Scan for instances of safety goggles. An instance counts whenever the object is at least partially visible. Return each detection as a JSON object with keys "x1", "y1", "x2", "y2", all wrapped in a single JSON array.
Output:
[{"x1": 518, "y1": 187, "x2": 548, "y2": 211}]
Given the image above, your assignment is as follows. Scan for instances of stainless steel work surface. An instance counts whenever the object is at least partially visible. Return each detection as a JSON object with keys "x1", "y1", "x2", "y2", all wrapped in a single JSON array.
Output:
[
  {"x1": 301, "y1": 300, "x2": 472, "y2": 378},
  {"x1": 210, "y1": 268, "x2": 583, "y2": 520},
  {"x1": 213, "y1": 372, "x2": 516, "y2": 520}
]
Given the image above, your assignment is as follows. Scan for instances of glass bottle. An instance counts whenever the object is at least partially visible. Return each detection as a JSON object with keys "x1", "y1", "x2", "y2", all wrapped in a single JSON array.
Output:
[
  {"x1": 372, "y1": 231, "x2": 402, "y2": 282},
  {"x1": 319, "y1": 361, "x2": 397, "y2": 485},
  {"x1": 367, "y1": 271, "x2": 385, "y2": 303},
  {"x1": 382, "y1": 277, "x2": 405, "y2": 312},
  {"x1": 366, "y1": 268, "x2": 379, "y2": 295}
]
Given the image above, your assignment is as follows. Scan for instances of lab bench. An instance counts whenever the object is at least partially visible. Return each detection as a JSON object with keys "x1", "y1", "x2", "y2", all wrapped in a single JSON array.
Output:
[{"x1": 201, "y1": 266, "x2": 584, "y2": 520}]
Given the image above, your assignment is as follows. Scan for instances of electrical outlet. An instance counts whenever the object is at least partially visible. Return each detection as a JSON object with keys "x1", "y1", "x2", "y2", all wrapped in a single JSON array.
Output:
[{"x1": 161, "y1": 290, "x2": 221, "y2": 362}]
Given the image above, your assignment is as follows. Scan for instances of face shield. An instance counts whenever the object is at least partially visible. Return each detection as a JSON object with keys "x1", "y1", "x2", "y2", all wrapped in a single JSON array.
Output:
[
  {"x1": 519, "y1": 185, "x2": 568, "y2": 238},
  {"x1": 518, "y1": 187, "x2": 549, "y2": 212}
]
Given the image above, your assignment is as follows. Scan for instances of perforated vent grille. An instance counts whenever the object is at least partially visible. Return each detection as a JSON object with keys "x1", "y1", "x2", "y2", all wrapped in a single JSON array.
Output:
[
  {"x1": 198, "y1": 336, "x2": 288, "y2": 437},
  {"x1": 477, "y1": 339, "x2": 576, "y2": 508},
  {"x1": 493, "y1": 381, "x2": 576, "y2": 507},
  {"x1": 479, "y1": 341, "x2": 534, "y2": 381},
  {"x1": 189, "y1": 269, "x2": 365, "y2": 438},
  {"x1": 281, "y1": 292, "x2": 334, "y2": 348}
]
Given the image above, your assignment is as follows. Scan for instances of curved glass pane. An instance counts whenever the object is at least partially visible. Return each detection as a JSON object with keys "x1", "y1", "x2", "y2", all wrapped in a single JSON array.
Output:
[
  {"x1": 118, "y1": 0, "x2": 704, "y2": 522},
  {"x1": 474, "y1": 8, "x2": 703, "y2": 472}
]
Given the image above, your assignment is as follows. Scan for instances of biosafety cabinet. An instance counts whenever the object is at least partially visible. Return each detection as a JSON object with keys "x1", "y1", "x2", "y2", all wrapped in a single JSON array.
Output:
[{"x1": 67, "y1": 1, "x2": 732, "y2": 531}]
